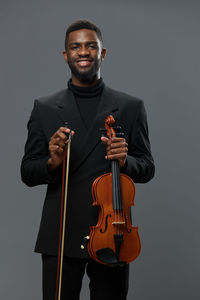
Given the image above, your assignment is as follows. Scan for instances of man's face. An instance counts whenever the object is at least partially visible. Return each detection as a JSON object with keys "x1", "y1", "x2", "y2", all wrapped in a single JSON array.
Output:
[{"x1": 63, "y1": 29, "x2": 106, "y2": 85}]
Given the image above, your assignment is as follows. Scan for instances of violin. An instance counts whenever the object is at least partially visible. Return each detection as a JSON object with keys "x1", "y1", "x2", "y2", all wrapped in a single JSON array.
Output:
[{"x1": 87, "y1": 115, "x2": 141, "y2": 266}]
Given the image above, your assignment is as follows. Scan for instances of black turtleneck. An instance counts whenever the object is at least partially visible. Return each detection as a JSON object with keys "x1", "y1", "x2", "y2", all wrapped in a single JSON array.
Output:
[{"x1": 68, "y1": 78, "x2": 104, "y2": 130}]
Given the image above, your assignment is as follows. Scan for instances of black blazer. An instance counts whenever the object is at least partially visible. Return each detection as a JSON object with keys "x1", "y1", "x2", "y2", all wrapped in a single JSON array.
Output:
[{"x1": 21, "y1": 85, "x2": 155, "y2": 258}]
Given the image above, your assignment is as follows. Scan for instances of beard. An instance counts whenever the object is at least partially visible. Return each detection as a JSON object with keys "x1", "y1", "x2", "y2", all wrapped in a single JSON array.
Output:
[{"x1": 67, "y1": 57, "x2": 101, "y2": 83}]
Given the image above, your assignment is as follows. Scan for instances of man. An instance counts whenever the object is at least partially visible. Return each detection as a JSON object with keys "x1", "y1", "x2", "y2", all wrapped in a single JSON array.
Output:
[{"x1": 21, "y1": 20, "x2": 155, "y2": 300}]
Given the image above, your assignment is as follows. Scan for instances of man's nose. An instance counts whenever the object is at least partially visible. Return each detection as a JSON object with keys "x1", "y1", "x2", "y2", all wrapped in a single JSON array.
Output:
[{"x1": 78, "y1": 46, "x2": 90, "y2": 56}]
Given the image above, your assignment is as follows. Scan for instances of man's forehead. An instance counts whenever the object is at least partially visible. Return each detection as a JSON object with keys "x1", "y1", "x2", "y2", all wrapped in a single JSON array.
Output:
[{"x1": 68, "y1": 29, "x2": 99, "y2": 43}]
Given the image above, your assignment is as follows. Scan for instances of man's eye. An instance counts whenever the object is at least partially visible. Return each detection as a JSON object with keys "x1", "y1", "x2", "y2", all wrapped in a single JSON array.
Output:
[
  {"x1": 88, "y1": 45, "x2": 97, "y2": 49},
  {"x1": 71, "y1": 46, "x2": 79, "y2": 50}
]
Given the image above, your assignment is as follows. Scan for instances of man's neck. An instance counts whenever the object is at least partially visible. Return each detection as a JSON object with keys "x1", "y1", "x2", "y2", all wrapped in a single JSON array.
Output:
[{"x1": 71, "y1": 73, "x2": 101, "y2": 87}]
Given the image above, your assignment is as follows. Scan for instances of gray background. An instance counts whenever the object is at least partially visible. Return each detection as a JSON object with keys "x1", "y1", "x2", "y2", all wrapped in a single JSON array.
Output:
[{"x1": 1, "y1": 0, "x2": 200, "y2": 299}]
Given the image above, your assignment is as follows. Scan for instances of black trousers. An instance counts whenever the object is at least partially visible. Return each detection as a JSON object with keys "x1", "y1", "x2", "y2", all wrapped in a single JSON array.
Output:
[{"x1": 42, "y1": 254, "x2": 129, "y2": 300}]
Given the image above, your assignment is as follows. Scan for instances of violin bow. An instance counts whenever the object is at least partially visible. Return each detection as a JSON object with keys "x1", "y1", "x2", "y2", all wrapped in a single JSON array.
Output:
[{"x1": 55, "y1": 130, "x2": 72, "y2": 300}]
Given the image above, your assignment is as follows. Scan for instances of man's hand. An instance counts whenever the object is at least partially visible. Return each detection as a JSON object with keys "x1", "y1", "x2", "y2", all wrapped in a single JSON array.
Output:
[
  {"x1": 101, "y1": 136, "x2": 128, "y2": 168},
  {"x1": 47, "y1": 127, "x2": 75, "y2": 172}
]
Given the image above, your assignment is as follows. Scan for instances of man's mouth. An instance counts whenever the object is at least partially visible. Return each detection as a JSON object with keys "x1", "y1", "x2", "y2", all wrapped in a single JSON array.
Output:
[{"x1": 76, "y1": 59, "x2": 93, "y2": 67}]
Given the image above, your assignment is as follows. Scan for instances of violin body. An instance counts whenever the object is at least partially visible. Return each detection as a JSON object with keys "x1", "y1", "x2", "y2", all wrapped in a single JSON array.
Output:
[
  {"x1": 88, "y1": 172, "x2": 141, "y2": 266},
  {"x1": 87, "y1": 115, "x2": 141, "y2": 266}
]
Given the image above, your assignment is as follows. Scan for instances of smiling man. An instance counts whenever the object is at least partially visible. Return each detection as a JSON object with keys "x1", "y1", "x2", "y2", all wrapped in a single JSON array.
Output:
[
  {"x1": 64, "y1": 28, "x2": 106, "y2": 85},
  {"x1": 21, "y1": 20, "x2": 155, "y2": 300}
]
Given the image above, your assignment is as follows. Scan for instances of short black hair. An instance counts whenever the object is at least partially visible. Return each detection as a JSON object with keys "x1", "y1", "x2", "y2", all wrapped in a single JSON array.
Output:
[{"x1": 64, "y1": 19, "x2": 103, "y2": 50}]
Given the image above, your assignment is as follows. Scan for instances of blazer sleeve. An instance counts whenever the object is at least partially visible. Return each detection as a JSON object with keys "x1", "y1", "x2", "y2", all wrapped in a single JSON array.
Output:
[
  {"x1": 121, "y1": 100, "x2": 155, "y2": 183},
  {"x1": 21, "y1": 100, "x2": 60, "y2": 187}
]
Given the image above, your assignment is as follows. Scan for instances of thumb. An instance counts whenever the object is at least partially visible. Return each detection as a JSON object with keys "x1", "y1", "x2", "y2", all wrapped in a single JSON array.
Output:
[{"x1": 101, "y1": 136, "x2": 109, "y2": 144}]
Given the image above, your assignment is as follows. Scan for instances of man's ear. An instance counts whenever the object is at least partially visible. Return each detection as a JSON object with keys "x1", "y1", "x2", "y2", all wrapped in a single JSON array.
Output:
[
  {"x1": 63, "y1": 50, "x2": 68, "y2": 63},
  {"x1": 101, "y1": 48, "x2": 107, "y2": 61}
]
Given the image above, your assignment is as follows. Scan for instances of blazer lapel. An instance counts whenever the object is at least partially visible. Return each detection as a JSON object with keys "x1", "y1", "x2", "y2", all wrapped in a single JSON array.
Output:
[{"x1": 55, "y1": 89, "x2": 87, "y2": 170}]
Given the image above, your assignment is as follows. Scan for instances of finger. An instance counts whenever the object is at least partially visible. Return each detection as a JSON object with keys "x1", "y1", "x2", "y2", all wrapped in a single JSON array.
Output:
[
  {"x1": 104, "y1": 137, "x2": 126, "y2": 149},
  {"x1": 107, "y1": 146, "x2": 128, "y2": 155},
  {"x1": 51, "y1": 127, "x2": 70, "y2": 139},
  {"x1": 58, "y1": 138, "x2": 66, "y2": 148},
  {"x1": 111, "y1": 141, "x2": 127, "y2": 148},
  {"x1": 60, "y1": 126, "x2": 71, "y2": 133},
  {"x1": 49, "y1": 144, "x2": 64, "y2": 154},
  {"x1": 60, "y1": 127, "x2": 76, "y2": 137},
  {"x1": 101, "y1": 136, "x2": 109, "y2": 144},
  {"x1": 107, "y1": 142, "x2": 128, "y2": 152},
  {"x1": 106, "y1": 153, "x2": 127, "y2": 161},
  {"x1": 109, "y1": 137, "x2": 126, "y2": 143},
  {"x1": 59, "y1": 128, "x2": 75, "y2": 141},
  {"x1": 50, "y1": 132, "x2": 67, "y2": 143},
  {"x1": 55, "y1": 130, "x2": 68, "y2": 142},
  {"x1": 50, "y1": 136, "x2": 65, "y2": 148},
  {"x1": 106, "y1": 143, "x2": 128, "y2": 154},
  {"x1": 65, "y1": 130, "x2": 75, "y2": 143}
]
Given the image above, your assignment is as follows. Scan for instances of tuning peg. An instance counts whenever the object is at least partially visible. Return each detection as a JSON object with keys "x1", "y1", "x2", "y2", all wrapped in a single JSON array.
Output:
[
  {"x1": 99, "y1": 128, "x2": 107, "y2": 137},
  {"x1": 116, "y1": 132, "x2": 124, "y2": 137}
]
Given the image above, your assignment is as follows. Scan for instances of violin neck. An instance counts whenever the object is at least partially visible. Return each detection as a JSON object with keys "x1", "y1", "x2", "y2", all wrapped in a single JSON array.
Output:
[{"x1": 111, "y1": 160, "x2": 123, "y2": 210}]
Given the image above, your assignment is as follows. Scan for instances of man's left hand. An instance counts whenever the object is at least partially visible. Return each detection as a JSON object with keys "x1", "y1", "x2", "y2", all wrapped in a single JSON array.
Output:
[{"x1": 101, "y1": 136, "x2": 128, "y2": 168}]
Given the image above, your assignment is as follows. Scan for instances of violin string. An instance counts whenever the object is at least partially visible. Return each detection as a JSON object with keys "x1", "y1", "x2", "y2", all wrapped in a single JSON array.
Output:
[
  {"x1": 114, "y1": 167, "x2": 116, "y2": 236},
  {"x1": 118, "y1": 162, "x2": 124, "y2": 236},
  {"x1": 114, "y1": 161, "x2": 118, "y2": 236},
  {"x1": 119, "y1": 173, "x2": 123, "y2": 236},
  {"x1": 111, "y1": 129, "x2": 117, "y2": 239},
  {"x1": 116, "y1": 161, "x2": 119, "y2": 236},
  {"x1": 112, "y1": 160, "x2": 117, "y2": 236},
  {"x1": 115, "y1": 160, "x2": 120, "y2": 236},
  {"x1": 115, "y1": 161, "x2": 118, "y2": 236},
  {"x1": 117, "y1": 161, "x2": 121, "y2": 236}
]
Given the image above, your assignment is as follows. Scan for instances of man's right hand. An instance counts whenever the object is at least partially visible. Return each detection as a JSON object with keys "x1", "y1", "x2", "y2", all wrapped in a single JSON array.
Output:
[{"x1": 47, "y1": 127, "x2": 75, "y2": 172}]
